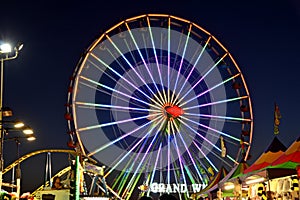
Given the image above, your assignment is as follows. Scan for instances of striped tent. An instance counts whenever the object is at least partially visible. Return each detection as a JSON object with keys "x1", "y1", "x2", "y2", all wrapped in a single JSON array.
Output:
[
  {"x1": 243, "y1": 136, "x2": 296, "y2": 179},
  {"x1": 200, "y1": 166, "x2": 228, "y2": 193},
  {"x1": 243, "y1": 136, "x2": 286, "y2": 175},
  {"x1": 228, "y1": 160, "x2": 249, "y2": 181},
  {"x1": 271, "y1": 136, "x2": 300, "y2": 169}
]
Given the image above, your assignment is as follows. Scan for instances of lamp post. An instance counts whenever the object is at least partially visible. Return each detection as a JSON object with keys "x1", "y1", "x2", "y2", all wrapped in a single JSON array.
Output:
[
  {"x1": 0, "y1": 42, "x2": 23, "y2": 191},
  {"x1": 5, "y1": 135, "x2": 36, "y2": 199}
]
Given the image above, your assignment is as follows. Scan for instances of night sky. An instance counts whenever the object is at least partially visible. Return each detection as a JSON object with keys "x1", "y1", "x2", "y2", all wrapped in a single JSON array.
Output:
[{"x1": 1, "y1": 0, "x2": 300, "y2": 195}]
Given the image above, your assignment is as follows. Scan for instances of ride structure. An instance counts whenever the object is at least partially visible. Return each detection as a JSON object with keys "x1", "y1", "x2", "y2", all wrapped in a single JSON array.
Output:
[{"x1": 65, "y1": 14, "x2": 253, "y2": 199}]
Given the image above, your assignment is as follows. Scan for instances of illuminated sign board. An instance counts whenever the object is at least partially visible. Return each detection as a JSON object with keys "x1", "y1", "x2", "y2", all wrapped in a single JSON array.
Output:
[{"x1": 148, "y1": 183, "x2": 205, "y2": 193}]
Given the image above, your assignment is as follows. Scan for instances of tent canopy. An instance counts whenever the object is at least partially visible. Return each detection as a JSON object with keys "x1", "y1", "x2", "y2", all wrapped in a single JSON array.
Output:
[
  {"x1": 229, "y1": 160, "x2": 249, "y2": 181},
  {"x1": 200, "y1": 161, "x2": 249, "y2": 195},
  {"x1": 243, "y1": 136, "x2": 286, "y2": 175},
  {"x1": 271, "y1": 135, "x2": 300, "y2": 169},
  {"x1": 200, "y1": 166, "x2": 228, "y2": 193}
]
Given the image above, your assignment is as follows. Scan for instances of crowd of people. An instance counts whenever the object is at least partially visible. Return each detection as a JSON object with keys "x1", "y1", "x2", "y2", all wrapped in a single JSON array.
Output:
[{"x1": 138, "y1": 193, "x2": 179, "y2": 200}]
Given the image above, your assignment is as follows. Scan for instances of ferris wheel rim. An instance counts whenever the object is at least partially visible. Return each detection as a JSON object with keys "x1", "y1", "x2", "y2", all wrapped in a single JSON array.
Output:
[{"x1": 65, "y1": 13, "x2": 253, "y2": 198}]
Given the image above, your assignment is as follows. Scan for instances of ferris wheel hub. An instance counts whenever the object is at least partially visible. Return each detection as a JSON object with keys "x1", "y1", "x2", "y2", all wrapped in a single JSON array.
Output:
[{"x1": 163, "y1": 104, "x2": 184, "y2": 120}]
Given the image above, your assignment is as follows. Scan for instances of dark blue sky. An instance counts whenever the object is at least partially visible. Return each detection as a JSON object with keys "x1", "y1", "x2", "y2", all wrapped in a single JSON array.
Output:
[{"x1": 1, "y1": 0, "x2": 300, "y2": 194}]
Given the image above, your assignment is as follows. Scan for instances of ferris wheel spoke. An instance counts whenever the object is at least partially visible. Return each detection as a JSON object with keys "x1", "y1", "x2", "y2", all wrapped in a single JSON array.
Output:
[
  {"x1": 81, "y1": 61, "x2": 145, "y2": 105},
  {"x1": 175, "y1": 53, "x2": 228, "y2": 106},
  {"x1": 75, "y1": 101, "x2": 157, "y2": 114},
  {"x1": 167, "y1": 18, "x2": 171, "y2": 103},
  {"x1": 106, "y1": 132, "x2": 163, "y2": 193},
  {"x1": 146, "y1": 143, "x2": 162, "y2": 197},
  {"x1": 169, "y1": 24, "x2": 192, "y2": 105},
  {"x1": 184, "y1": 112, "x2": 251, "y2": 124},
  {"x1": 90, "y1": 53, "x2": 164, "y2": 108},
  {"x1": 109, "y1": 116, "x2": 164, "y2": 175},
  {"x1": 179, "y1": 73, "x2": 240, "y2": 107},
  {"x1": 117, "y1": 146, "x2": 151, "y2": 197},
  {"x1": 175, "y1": 120, "x2": 220, "y2": 176},
  {"x1": 105, "y1": 43, "x2": 159, "y2": 105},
  {"x1": 105, "y1": 35, "x2": 165, "y2": 107},
  {"x1": 177, "y1": 117, "x2": 235, "y2": 163},
  {"x1": 88, "y1": 53, "x2": 140, "y2": 97},
  {"x1": 146, "y1": 17, "x2": 168, "y2": 104},
  {"x1": 183, "y1": 95, "x2": 249, "y2": 111},
  {"x1": 172, "y1": 121, "x2": 204, "y2": 183},
  {"x1": 79, "y1": 80, "x2": 145, "y2": 110},
  {"x1": 180, "y1": 115, "x2": 240, "y2": 142},
  {"x1": 87, "y1": 59, "x2": 118, "y2": 83},
  {"x1": 192, "y1": 140, "x2": 218, "y2": 173},
  {"x1": 190, "y1": 135, "x2": 234, "y2": 169},
  {"x1": 172, "y1": 37, "x2": 212, "y2": 104},
  {"x1": 124, "y1": 22, "x2": 167, "y2": 105},
  {"x1": 179, "y1": 118, "x2": 239, "y2": 165},
  {"x1": 167, "y1": 122, "x2": 171, "y2": 184},
  {"x1": 77, "y1": 111, "x2": 160, "y2": 132},
  {"x1": 80, "y1": 75, "x2": 162, "y2": 110},
  {"x1": 160, "y1": 29, "x2": 168, "y2": 104},
  {"x1": 171, "y1": 132, "x2": 190, "y2": 197},
  {"x1": 173, "y1": 115, "x2": 236, "y2": 169},
  {"x1": 111, "y1": 154, "x2": 141, "y2": 193},
  {"x1": 110, "y1": 127, "x2": 158, "y2": 195},
  {"x1": 169, "y1": 26, "x2": 185, "y2": 104},
  {"x1": 87, "y1": 115, "x2": 162, "y2": 157},
  {"x1": 122, "y1": 118, "x2": 166, "y2": 197},
  {"x1": 122, "y1": 39, "x2": 152, "y2": 89}
]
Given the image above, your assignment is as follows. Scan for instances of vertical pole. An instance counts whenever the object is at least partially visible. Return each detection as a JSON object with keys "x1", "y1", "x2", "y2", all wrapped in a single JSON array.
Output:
[
  {"x1": 11, "y1": 166, "x2": 15, "y2": 192},
  {"x1": 16, "y1": 140, "x2": 21, "y2": 200},
  {"x1": 0, "y1": 58, "x2": 4, "y2": 191},
  {"x1": 75, "y1": 155, "x2": 80, "y2": 200},
  {"x1": 0, "y1": 49, "x2": 20, "y2": 192}
]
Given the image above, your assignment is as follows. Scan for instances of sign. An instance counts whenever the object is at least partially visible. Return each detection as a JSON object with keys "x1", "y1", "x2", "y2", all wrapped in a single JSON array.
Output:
[{"x1": 149, "y1": 183, "x2": 205, "y2": 193}]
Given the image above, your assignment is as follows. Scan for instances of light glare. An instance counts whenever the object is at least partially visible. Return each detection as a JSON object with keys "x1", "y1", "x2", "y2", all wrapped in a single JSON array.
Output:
[
  {"x1": 245, "y1": 177, "x2": 265, "y2": 185},
  {"x1": 14, "y1": 121, "x2": 25, "y2": 128},
  {"x1": 27, "y1": 136, "x2": 36, "y2": 141},
  {"x1": 0, "y1": 43, "x2": 12, "y2": 53},
  {"x1": 23, "y1": 128, "x2": 34, "y2": 135}
]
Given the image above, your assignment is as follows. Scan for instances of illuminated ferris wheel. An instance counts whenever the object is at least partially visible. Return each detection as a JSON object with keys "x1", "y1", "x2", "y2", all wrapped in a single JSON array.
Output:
[{"x1": 66, "y1": 14, "x2": 253, "y2": 199}]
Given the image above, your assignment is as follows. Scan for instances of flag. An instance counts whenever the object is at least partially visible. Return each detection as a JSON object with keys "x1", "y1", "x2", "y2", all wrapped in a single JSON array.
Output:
[
  {"x1": 220, "y1": 136, "x2": 226, "y2": 158},
  {"x1": 274, "y1": 103, "x2": 282, "y2": 135},
  {"x1": 207, "y1": 166, "x2": 215, "y2": 179}
]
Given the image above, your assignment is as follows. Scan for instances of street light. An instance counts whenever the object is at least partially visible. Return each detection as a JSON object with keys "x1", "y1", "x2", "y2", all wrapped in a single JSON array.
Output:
[
  {"x1": 1, "y1": 121, "x2": 35, "y2": 199},
  {"x1": 0, "y1": 41, "x2": 23, "y2": 191},
  {"x1": 5, "y1": 134, "x2": 36, "y2": 199}
]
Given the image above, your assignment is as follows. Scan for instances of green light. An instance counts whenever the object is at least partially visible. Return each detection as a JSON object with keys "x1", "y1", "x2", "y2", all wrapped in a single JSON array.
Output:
[{"x1": 75, "y1": 156, "x2": 80, "y2": 200}]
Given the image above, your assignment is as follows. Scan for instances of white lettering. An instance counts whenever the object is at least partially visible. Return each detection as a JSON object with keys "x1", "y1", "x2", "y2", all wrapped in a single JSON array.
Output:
[
  {"x1": 192, "y1": 184, "x2": 202, "y2": 193},
  {"x1": 150, "y1": 182, "x2": 158, "y2": 193},
  {"x1": 166, "y1": 184, "x2": 173, "y2": 193},
  {"x1": 180, "y1": 184, "x2": 187, "y2": 193},
  {"x1": 173, "y1": 183, "x2": 180, "y2": 193},
  {"x1": 158, "y1": 183, "x2": 165, "y2": 193},
  {"x1": 149, "y1": 183, "x2": 205, "y2": 193}
]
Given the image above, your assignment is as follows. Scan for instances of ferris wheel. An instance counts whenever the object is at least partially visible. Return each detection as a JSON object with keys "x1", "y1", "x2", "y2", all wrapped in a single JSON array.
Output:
[{"x1": 65, "y1": 14, "x2": 253, "y2": 199}]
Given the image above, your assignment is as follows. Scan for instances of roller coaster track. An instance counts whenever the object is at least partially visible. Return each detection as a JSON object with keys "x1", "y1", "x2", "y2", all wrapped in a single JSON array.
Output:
[
  {"x1": 31, "y1": 166, "x2": 123, "y2": 199},
  {"x1": 3, "y1": 149, "x2": 77, "y2": 175},
  {"x1": 3, "y1": 149, "x2": 123, "y2": 199},
  {"x1": 31, "y1": 166, "x2": 72, "y2": 196}
]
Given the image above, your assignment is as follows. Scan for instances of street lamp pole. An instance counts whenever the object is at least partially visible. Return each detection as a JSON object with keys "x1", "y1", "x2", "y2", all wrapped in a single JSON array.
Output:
[
  {"x1": 0, "y1": 55, "x2": 4, "y2": 191},
  {"x1": 15, "y1": 139, "x2": 21, "y2": 200},
  {"x1": 0, "y1": 42, "x2": 23, "y2": 191},
  {"x1": 4, "y1": 135, "x2": 36, "y2": 199}
]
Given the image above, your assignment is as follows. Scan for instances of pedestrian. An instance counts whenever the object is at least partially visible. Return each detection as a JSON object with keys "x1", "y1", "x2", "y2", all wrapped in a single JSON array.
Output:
[{"x1": 52, "y1": 176, "x2": 63, "y2": 190}]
